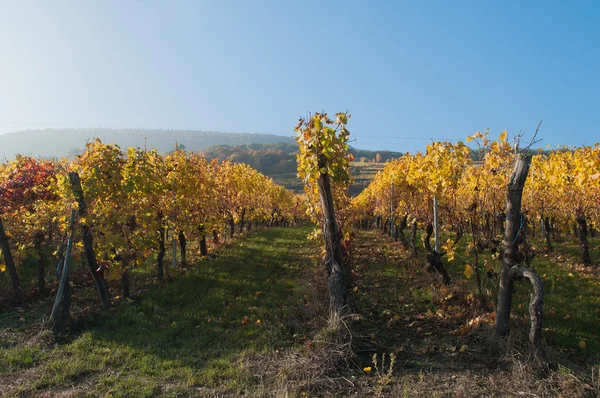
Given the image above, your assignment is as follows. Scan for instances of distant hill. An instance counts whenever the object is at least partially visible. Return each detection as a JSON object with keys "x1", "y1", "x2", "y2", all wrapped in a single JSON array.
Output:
[
  {"x1": 202, "y1": 143, "x2": 402, "y2": 194},
  {"x1": 0, "y1": 128, "x2": 296, "y2": 159}
]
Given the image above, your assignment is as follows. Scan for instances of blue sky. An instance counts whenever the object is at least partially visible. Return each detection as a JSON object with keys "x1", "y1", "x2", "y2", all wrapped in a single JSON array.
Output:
[{"x1": 1, "y1": 1, "x2": 598, "y2": 152}]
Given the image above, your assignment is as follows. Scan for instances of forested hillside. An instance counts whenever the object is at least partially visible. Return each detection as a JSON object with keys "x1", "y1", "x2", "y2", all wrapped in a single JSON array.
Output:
[{"x1": 202, "y1": 143, "x2": 402, "y2": 193}]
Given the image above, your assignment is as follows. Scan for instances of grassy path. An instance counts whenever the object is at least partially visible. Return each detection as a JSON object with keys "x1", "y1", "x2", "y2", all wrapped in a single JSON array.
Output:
[{"x1": 1, "y1": 225, "x2": 315, "y2": 397}]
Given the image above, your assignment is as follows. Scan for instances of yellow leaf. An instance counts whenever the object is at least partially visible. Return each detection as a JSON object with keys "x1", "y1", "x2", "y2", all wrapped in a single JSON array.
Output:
[
  {"x1": 459, "y1": 344, "x2": 468, "y2": 353},
  {"x1": 447, "y1": 251, "x2": 455, "y2": 262},
  {"x1": 363, "y1": 366, "x2": 372, "y2": 374},
  {"x1": 464, "y1": 265, "x2": 474, "y2": 279},
  {"x1": 499, "y1": 131, "x2": 507, "y2": 141},
  {"x1": 579, "y1": 340, "x2": 587, "y2": 350},
  {"x1": 465, "y1": 136, "x2": 474, "y2": 142},
  {"x1": 0, "y1": 263, "x2": 5, "y2": 272}
]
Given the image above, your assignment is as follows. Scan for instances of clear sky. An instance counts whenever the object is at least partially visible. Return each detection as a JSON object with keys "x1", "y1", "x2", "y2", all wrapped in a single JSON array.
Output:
[{"x1": 1, "y1": 0, "x2": 598, "y2": 152}]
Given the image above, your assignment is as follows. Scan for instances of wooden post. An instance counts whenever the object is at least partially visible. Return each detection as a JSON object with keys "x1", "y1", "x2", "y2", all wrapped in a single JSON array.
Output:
[
  {"x1": 390, "y1": 183, "x2": 394, "y2": 238},
  {"x1": 50, "y1": 211, "x2": 75, "y2": 331},
  {"x1": 171, "y1": 181, "x2": 177, "y2": 269},
  {"x1": 433, "y1": 196, "x2": 440, "y2": 253},
  {"x1": 410, "y1": 220, "x2": 418, "y2": 257}
]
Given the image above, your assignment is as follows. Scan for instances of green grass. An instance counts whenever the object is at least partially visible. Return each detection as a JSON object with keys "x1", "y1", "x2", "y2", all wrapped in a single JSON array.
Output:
[
  {"x1": 511, "y1": 248, "x2": 600, "y2": 358},
  {"x1": 436, "y1": 230, "x2": 600, "y2": 361},
  {"x1": 555, "y1": 236, "x2": 600, "y2": 264},
  {"x1": 1, "y1": 225, "x2": 315, "y2": 397},
  {"x1": 351, "y1": 228, "x2": 599, "y2": 373},
  {"x1": 437, "y1": 230, "x2": 599, "y2": 361}
]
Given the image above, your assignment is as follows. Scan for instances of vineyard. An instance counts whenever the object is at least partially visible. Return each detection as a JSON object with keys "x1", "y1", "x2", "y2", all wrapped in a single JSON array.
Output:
[
  {"x1": 0, "y1": 140, "x2": 302, "y2": 313},
  {"x1": 1, "y1": 119, "x2": 600, "y2": 397}
]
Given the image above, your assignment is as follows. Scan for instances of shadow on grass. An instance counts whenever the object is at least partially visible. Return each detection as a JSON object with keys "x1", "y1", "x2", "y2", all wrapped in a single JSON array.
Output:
[
  {"x1": 8, "y1": 226, "x2": 317, "y2": 396},
  {"x1": 352, "y1": 228, "x2": 600, "y2": 380},
  {"x1": 97, "y1": 228, "x2": 309, "y2": 351}
]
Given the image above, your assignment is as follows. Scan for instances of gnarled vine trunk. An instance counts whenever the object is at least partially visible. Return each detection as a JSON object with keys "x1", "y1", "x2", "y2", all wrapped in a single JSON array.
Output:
[
  {"x1": 396, "y1": 214, "x2": 410, "y2": 249},
  {"x1": 543, "y1": 216, "x2": 552, "y2": 252},
  {"x1": 239, "y1": 208, "x2": 246, "y2": 234},
  {"x1": 410, "y1": 220, "x2": 418, "y2": 257},
  {"x1": 317, "y1": 154, "x2": 348, "y2": 316},
  {"x1": 34, "y1": 231, "x2": 48, "y2": 295},
  {"x1": 576, "y1": 214, "x2": 591, "y2": 265},
  {"x1": 69, "y1": 172, "x2": 111, "y2": 309},
  {"x1": 424, "y1": 223, "x2": 451, "y2": 285},
  {"x1": 198, "y1": 226, "x2": 208, "y2": 256},
  {"x1": 157, "y1": 213, "x2": 166, "y2": 281},
  {"x1": 0, "y1": 217, "x2": 24, "y2": 302},
  {"x1": 510, "y1": 266, "x2": 545, "y2": 363},
  {"x1": 496, "y1": 154, "x2": 531, "y2": 336},
  {"x1": 178, "y1": 230, "x2": 186, "y2": 266},
  {"x1": 114, "y1": 252, "x2": 131, "y2": 300},
  {"x1": 228, "y1": 216, "x2": 235, "y2": 238},
  {"x1": 121, "y1": 269, "x2": 130, "y2": 299},
  {"x1": 470, "y1": 219, "x2": 485, "y2": 304},
  {"x1": 494, "y1": 153, "x2": 544, "y2": 364}
]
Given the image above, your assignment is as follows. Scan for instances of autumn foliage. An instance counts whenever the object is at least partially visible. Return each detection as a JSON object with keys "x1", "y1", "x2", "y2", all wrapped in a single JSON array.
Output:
[{"x1": 0, "y1": 140, "x2": 303, "y2": 302}]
